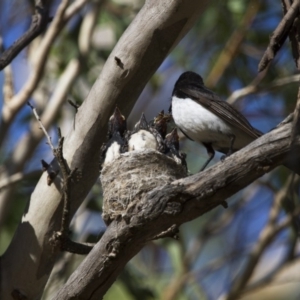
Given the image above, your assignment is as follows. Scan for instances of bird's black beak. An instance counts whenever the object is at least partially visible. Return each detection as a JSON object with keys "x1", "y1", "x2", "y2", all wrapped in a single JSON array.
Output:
[
  {"x1": 135, "y1": 113, "x2": 148, "y2": 130},
  {"x1": 108, "y1": 106, "x2": 127, "y2": 138}
]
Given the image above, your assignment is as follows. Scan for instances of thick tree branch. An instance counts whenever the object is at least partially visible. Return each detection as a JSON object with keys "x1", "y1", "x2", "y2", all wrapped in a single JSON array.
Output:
[
  {"x1": 0, "y1": 1, "x2": 210, "y2": 299},
  {"x1": 53, "y1": 121, "x2": 300, "y2": 299},
  {"x1": 0, "y1": 0, "x2": 50, "y2": 70}
]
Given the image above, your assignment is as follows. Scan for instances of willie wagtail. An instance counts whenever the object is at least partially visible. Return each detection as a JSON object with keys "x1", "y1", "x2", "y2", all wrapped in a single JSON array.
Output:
[
  {"x1": 170, "y1": 71, "x2": 299, "y2": 173},
  {"x1": 100, "y1": 107, "x2": 127, "y2": 167},
  {"x1": 128, "y1": 113, "x2": 159, "y2": 152}
]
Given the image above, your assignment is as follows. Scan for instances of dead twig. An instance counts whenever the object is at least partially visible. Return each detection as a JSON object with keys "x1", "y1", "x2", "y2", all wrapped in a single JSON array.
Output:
[
  {"x1": 0, "y1": 0, "x2": 50, "y2": 70},
  {"x1": 68, "y1": 99, "x2": 80, "y2": 111},
  {"x1": 50, "y1": 130, "x2": 94, "y2": 254},
  {"x1": 27, "y1": 102, "x2": 55, "y2": 152},
  {"x1": 28, "y1": 102, "x2": 94, "y2": 254},
  {"x1": 259, "y1": 0, "x2": 300, "y2": 72},
  {"x1": 0, "y1": 170, "x2": 41, "y2": 191},
  {"x1": 0, "y1": 0, "x2": 90, "y2": 148},
  {"x1": 287, "y1": 0, "x2": 300, "y2": 69},
  {"x1": 281, "y1": 0, "x2": 292, "y2": 14},
  {"x1": 227, "y1": 74, "x2": 300, "y2": 104},
  {"x1": 0, "y1": 0, "x2": 102, "y2": 238}
]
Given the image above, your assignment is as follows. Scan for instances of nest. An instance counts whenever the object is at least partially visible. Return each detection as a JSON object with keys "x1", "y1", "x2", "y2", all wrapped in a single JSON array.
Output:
[{"x1": 100, "y1": 150, "x2": 187, "y2": 224}]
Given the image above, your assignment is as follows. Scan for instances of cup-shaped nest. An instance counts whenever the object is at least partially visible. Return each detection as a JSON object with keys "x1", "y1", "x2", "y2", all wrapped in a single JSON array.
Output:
[{"x1": 101, "y1": 150, "x2": 187, "y2": 225}]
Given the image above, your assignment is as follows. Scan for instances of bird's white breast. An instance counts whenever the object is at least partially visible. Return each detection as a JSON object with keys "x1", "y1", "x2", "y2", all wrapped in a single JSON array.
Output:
[
  {"x1": 128, "y1": 130, "x2": 157, "y2": 151},
  {"x1": 104, "y1": 141, "x2": 121, "y2": 164},
  {"x1": 172, "y1": 96, "x2": 254, "y2": 150},
  {"x1": 172, "y1": 97, "x2": 232, "y2": 143}
]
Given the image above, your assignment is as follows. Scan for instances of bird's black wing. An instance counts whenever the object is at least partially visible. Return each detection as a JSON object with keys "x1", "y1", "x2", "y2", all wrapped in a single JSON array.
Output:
[{"x1": 180, "y1": 87, "x2": 262, "y2": 139}]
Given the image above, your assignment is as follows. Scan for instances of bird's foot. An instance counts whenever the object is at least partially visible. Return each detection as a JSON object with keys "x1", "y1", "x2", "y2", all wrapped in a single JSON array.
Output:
[
  {"x1": 220, "y1": 154, "x2": 227, "y2": 162},
  {"x1": 221, "y1": 149, "x2": 233, "y2": 162}
]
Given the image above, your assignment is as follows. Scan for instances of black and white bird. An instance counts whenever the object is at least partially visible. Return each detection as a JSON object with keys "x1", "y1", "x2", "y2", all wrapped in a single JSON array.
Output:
[
  {"x1": 128, "y1": 113, "x2": 158, "y2": 151},
  {"x1": 170, "y1": 71, "x2": 299, "y2": 173},
  {"x1": 100, "y1": 107, "x2": 127, "y2": 166}
]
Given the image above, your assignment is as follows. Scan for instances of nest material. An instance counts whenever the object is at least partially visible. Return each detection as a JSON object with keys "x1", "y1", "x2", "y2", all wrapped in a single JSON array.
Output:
[{"x1": 100, "y1": 150, "x2": 187, "y2": 224}]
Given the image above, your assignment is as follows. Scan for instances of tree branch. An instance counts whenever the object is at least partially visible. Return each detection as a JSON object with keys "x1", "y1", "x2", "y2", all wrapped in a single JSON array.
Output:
[
  {"x1": 291, "y1": 83, "x2": 300, "y2": 144},
  {"x1": 0, "y1": 2, "x2": 101, "y2": 230},
  {"x1": 258, "y1": 0, "x2": 300, "y2": 72},
  {"x1": 227, "y1": 74, "x2": 300, "y2": 104},
  {"x1": 64, "y1": 0, "x2": 91, "y2": 22},
  {"x1": 0, "y1": 0, "x2": 89, "y2": 148},
  {"x1": 0, "y1": 170, "x2": 41, "y2": 191},
  {"x1": 288, "y1": 0, "x2": 300, "y2": 69},
  {"x1": 53, "y1": 121, "x2": 300, "y2": 299},
  {"x1": 27, "y1": 105, "x2": 95, "y2": 257},
  {"x1": 3, "y1": 64, "x2": 14, "y2": 102},
  {"x1": 0, "y1": 0, "x2": 50, "y2": 70},
  {"x1": 0, "y1": 58, "x2": 81, "y2": 228},
  {"x1": 224, "y1": 174, "x2": 297, "y2": 300}
]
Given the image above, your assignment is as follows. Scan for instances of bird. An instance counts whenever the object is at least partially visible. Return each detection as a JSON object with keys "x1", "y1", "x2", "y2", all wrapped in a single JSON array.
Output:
[
  {"x1": 150, "y1": 110, "x2": 171, "y2": 139},
  {"x1": 128, "y1": 113, "x2": 158, "y2": 151},
  {"x1": 149, "y1": 110, "x2": 171, "y2": 153},
  {"x1": 164, "y1": 128, "x2": 187, "y2": 170},
  {"x1": 170, "y1": 71, "x2": 300, "y2": 174},
  {"x1": 107, "y1": 106, "x2": 127, "y2": 139},
  {"x1": 100, "y1": 107, "x2": 127, "y2": 167}
]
